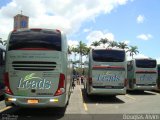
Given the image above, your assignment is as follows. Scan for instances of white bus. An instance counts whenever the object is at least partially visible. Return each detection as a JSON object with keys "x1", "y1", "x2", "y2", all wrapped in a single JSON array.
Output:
[
  {"x1": 157, "y1": 64, "x2": 160, "y2": 90},
  {"x1": 127, "y1": 58, "x2": 157, "y2": 91},
  {"x1": 0, "y1": 44, "x2": 6, "y2": 96},
  {"x1": 4, "y1": 28, "x2": 72, "y2": 107},
  {"x1": 84, "y1": 48, "x2": 127, "y2": 96}
]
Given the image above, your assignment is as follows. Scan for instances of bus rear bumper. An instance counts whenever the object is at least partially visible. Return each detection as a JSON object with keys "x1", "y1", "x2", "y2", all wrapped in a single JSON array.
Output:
[
  {"x1": 89, "y1": 87, "x2": 126, "y2": 95},
  {"x1": 5, "y1": 94, "x2": 67, "y2": 108},
  {"x1": 133, "y1": 85, "x2": 157, "y2": 90}
]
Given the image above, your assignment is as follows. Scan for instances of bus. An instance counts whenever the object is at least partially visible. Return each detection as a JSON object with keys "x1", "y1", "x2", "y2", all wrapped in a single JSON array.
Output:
[
  {"x1": 84, "y1": 48, "x2": 127, "y2": 96},
  {"x1": 0, "y1": 44, "x2": 6, "y2": 96},
  {"x1": 127, "y1": 58, "x2": 157, "y2": 91},
  {"x1": 157, "y1": 64, "x2": 160, "y2": 89},
  {"x1": 4, "y1": 28, "x2": 72, "y2": 107}
]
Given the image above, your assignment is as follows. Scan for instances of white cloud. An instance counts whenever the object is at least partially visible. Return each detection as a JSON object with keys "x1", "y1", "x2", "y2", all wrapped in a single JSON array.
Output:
[
  {"x1": 83, "y1": 28, "x2": 92, "y2": 33},
  {"x1": 137, "y1": 34, "x2": 152, "y2": 40},
  {"x1": 156, "y1": 58, "x2": 160, "y2": 64},
  {"x1": 0, "y1": 0, "x2": 129, "y2": 40},
  {"x1": 137, "y1": 15, "x2": 144, "y2": 23},
  {"x1": 86, "y1": 30, "x2": 115, "y2": 47},
  {"x1": 68, "y1": 40, "x2": 79, "y2": 47}
]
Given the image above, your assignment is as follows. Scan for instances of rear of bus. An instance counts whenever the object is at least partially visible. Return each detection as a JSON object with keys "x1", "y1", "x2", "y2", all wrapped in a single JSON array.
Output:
[
  {"x1": 158, "y1": 64, "x2": 160, "y2": 89},
  {"x1": 86, "y1": 48, "x2": 127, "y2": 95},
  {"x1": 4, "y1": 29, "x2": 70, "y2": 107},
  {"x1": 133, "y1": 59, "x2": 157, "y2": 90}
]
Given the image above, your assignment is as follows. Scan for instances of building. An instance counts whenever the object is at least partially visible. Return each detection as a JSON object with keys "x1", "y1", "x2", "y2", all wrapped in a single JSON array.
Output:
[{"x1": 14, "y1": 14, "x2": 29, "y2": 30}]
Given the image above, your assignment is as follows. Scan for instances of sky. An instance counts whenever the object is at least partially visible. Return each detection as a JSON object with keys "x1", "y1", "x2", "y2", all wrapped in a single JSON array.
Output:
[{"x1": 0, "y1": 0, "x2": 160, "y2": 63}]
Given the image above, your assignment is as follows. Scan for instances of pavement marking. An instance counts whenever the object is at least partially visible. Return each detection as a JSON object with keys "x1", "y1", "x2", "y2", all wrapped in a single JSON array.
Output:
[
  {"x1": 79, "y1": 86, "x2": 88, "y2": 111},
  {"x1": 0, "y1": 106, "x2": 12, "y2": 113},
  {"x1": 125, "y1": 94, "x2": 136, "y2": 100},
  {"x1": 145, "y1": 91, "x2": 159, "y2": 95}
]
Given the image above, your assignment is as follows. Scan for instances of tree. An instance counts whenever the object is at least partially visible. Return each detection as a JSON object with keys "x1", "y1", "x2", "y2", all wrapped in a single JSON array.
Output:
[
  {"x1": 100, "y1": 38, "x2": 108, "y2": 48},
  {"x1": 68, "y1": 45, "x2": 72, "y2": 54},
  {"x1": 91, "y1": 41, "x2": 100, "y2": 48},
  {"x1": 118, "y1": 42, "x2": 128, "y2": 49},
  {"x1": 77, "y1": 41, "x2": 87, "y2": 69},
  {"x1": 71, "y1": 47, "x2": 79, "y2": 62},
  {"x1": 83, "y1": 47, "x2": 91, "y2": 56},
  {"x1": 108, "y1": 41, "x2": 118, "y2": 48},
  {"x1": 127, "y1": 46, "x2": 139, "y2": 59},
  {"x1": 0, "y1": 38, "x2": 3, "y2": 45}
]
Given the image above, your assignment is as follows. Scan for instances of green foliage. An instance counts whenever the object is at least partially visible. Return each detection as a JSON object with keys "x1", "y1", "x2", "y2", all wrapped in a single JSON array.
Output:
[
  {"x1": 100, "y1": 38, "x2": 108, "y2": 48},
  {"x1": 91, "y1": 41, "x2": 100, "y2": 47},
  {"x1": 127, "y1": 46, "x2": 139, "y2": 58},
  {"x1": 118, "y1": 42, "x2": 128, "y2": 49}
]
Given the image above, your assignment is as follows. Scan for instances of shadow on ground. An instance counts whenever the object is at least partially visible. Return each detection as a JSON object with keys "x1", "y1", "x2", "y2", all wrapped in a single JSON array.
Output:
[
  {"x1": 0, "y1": 95, "x2": 4, "y2": 101},
  {"x1": 127, "y1": 90, "x2": 157, "y2": 95},
  {"x1": 81, "y1": 88, "x2": 125, "y2": 104},
  {"x1": 0, "y1": 106, "x2": 66, "y2": 120}
]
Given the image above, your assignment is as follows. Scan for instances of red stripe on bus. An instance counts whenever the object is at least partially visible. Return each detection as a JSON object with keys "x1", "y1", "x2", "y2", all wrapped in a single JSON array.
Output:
[
  {"x1": 92, "y1": 66, "x2": 124, "y2": 69},
  {"x1": 136, "y1": 70, "x2": 157, "y2": 73}
]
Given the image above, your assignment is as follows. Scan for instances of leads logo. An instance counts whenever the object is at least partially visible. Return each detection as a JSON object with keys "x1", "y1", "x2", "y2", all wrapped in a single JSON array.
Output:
[
  {"x1": 18, "y1": 73, "x2": 52, "y2": 89},
  {"x1": 97, "y1": 72, "x2": 120, "y2": 81},
  {"x1": 140, "y1": 75, "x2": 153, "y2": 81}
]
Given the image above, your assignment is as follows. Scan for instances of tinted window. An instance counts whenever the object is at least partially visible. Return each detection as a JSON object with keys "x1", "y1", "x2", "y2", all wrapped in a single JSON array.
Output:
[
  {"x1": 92, "y1": 49, "x2": 125, "y2": 62},
  {"x1": 136, "y1": 60, "x2": 156, "y2": 68},
  {"x1": 9, "y1": 30, "x2": 61, "y2": 51}
]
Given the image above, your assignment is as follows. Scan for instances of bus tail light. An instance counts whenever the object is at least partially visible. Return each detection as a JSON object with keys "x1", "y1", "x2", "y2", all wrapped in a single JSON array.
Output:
[
  {"x1": 56, "y1": 29, "x2": 61, "y2": 33},
  {"x1": 3, "y1": 72, "x2": 13, "y2": 95},
  {"x1": 88, "y1": 77, "x2": 92, "y2": 85},
  {"x1": 54, "y1": 73, "x2": 65, "y2": 96}
]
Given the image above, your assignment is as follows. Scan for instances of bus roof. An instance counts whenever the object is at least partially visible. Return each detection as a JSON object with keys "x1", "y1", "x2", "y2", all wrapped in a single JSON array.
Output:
[
  {"x1": 91, "y1": 47, "x2": 125, "y2": 51},
  {"x1": 129, "y1": 58, "x2": 156, "y2": 61},
  {"x1": 12, "y1": 28, "x2": 63, "y2": 33}
]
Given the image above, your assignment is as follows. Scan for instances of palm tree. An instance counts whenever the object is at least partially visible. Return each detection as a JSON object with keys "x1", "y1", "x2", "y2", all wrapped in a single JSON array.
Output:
[
  {"x1": 71, "y1": 47, "x2": 79, "y2": 62},
  {"x1": 77, "y1": 41, "x2": 87, "y2": 69},
  {"x1": 68, "y1": 45, "x2": 72, "y2": 54},
  {"x1": 127, "y1": 46, "x2": 139, "y2": 59},
  {"x1": 100, "y1": 38, "x2": 108, "y2": 48},
  {"x1": 118, "y1": 42, "x2": 128, "y2": 49},
  {"x1": 108, "y1": 41, "x2": 118, "y2": 48},
  {"x1": 83, "y1": 47, "x2": 91, "y2": 56},
  {"x1": 91, "y1": 41, "x2": 100, "y2": 48},
  {"x1": 0, "y1": 38, "x2": 3, "y2": 45}
]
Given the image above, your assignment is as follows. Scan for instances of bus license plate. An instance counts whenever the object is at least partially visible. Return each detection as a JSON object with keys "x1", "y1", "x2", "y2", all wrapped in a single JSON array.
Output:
[{"x1": 27, "y1": 99, "x2": 39, "y2": 104}]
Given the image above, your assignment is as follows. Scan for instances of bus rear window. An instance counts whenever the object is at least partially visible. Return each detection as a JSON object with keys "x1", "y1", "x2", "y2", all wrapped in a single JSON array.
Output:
[
  {"x1": 8, "y1": 30, "x2": 61, "y2": 51},
  {"x1": 136, "y1": 60, "x2": 157, "y2": 68},
  {"x1": 92, "y1": 49, "x2": 125, "y2": 62}
]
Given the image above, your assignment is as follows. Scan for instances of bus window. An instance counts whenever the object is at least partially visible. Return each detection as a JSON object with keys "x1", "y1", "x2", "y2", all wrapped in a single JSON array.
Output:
[
  {"x1": 92, "y1": 49, "x2": 125, "y2": 62},
  {"x1": 9, "y1": 30, "x2": 61, "y2": 51},
  {"x1": 136, "y1": 59, "x2": 156, "y2": 68}
]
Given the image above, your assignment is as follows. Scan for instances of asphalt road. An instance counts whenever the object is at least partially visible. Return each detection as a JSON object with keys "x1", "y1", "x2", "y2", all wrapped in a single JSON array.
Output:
[{"x1": 0, "y1": 84, "x2": 160, "y2": 120}]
